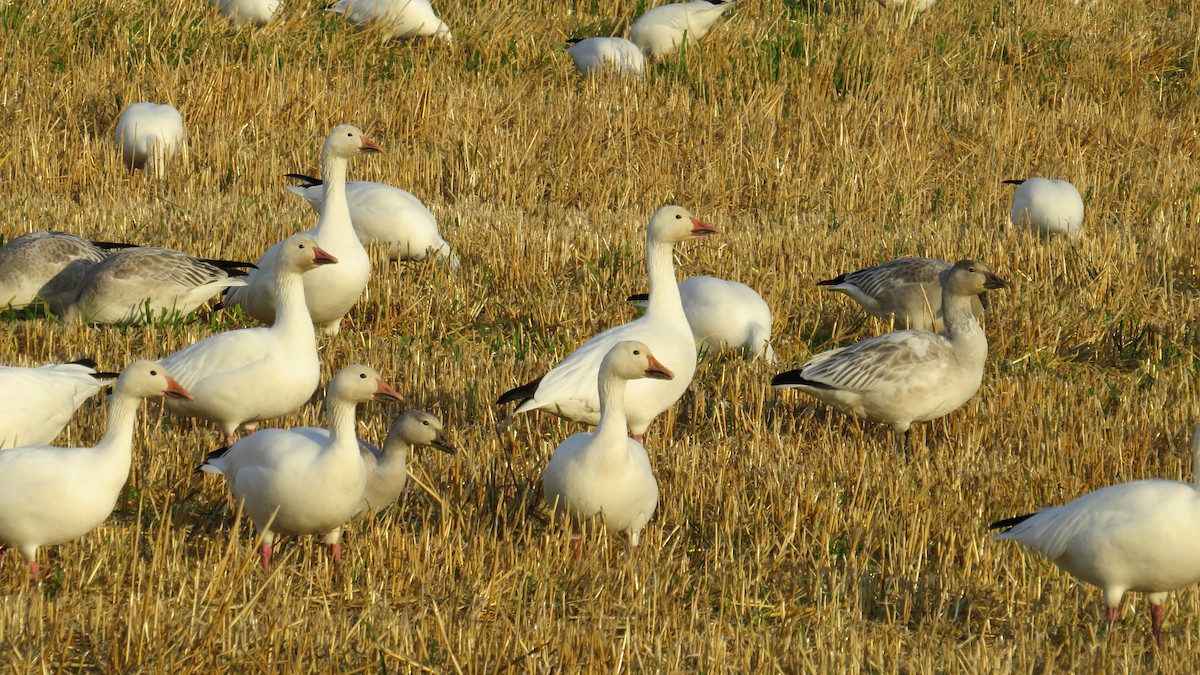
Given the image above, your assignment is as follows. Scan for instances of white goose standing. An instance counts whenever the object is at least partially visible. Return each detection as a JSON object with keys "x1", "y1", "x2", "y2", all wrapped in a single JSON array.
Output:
[
  {"x1": 114, "y1": 102, "x2": 185, "y2": 176},
  {"x1": 0, "y1": 359, "x2": 117, "y2": 449},
  {"x1": 0, "y1": 361, "x2": 191, "y2": 580},
  {"x1": 497, "y1": 205, "x2": 717, "y2": 441},
  {"x1": 224, "y1": 124, "x2": 380, "y2": 335},
  {"x1": 629, "y1": 0, "x2": 737, "y2": 59}
]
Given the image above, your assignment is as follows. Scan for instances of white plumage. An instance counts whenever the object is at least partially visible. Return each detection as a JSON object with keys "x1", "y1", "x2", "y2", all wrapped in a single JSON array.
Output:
[
  {"x1": 630, "y1": 275, "x2": 775, "y2": 362},
  {"x1": 629, "y1": 0, "x2": 736, "y2": 59},
  {"x1": 1005, "y1": 177, "x2": 1085, "y2": 237},
  {"x1": 0, "y1": 231, "x2": 109, "y2": 310},
  {"x1": 327, "y1": 0, "x2": 452, "y2": 42},
  {"x1": 211, "y1": 0, "x2": 281, "y2": 26},
  {"x1": 818, "y1": 257, "x2": 986, "y2": 333},
  {"x1": 0, "y1": 359, "x2": 115, "y2": 449},
  {"x1": 114, "y1": 102, "x2": 185, "y2": 176},
  {"x1": 566, "y1": 37, "x2": 646, "y2": 77},
  {"x1": 875, "y1": 0, "x2": 937, "y2": 12}
]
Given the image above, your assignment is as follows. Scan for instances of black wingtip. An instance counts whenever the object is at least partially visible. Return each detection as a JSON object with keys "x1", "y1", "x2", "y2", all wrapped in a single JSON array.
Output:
[
  {"x1": 91, "y1": 240, "x2": 139, "y2": 250},
  {"x1": 566, "y1": 38, "x2": 584, "y2": 45},
  {"x1": 68, "y1": 357, "x2": 99, "y2": 369},
  {"x1": 497, "y1": 376, "x2": 542, "y2": 406},
  {"x1": 770, "y1": 370, "x2": 830, "y2": 389},
  {"x1": 284, "y1": 173, "x2": 323, "y2": 188},
  {"x1": 1002, "y1": 179, "x2": 1026, "y2": 186},
  {"x1": 988, "y1": 513, "x2": 1035, "y2": 531},
  {"x1": 627, "y1": 292, "x2": 650, "y2": 302},
  {"x1": 90, "y1": 371, "x2": 120, "y2": 380},
  {"x1": 816, "y1": 273, "x2": 847, "y2": 287}
]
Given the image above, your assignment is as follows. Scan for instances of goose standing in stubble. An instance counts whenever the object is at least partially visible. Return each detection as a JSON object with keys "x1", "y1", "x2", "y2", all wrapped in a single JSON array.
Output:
[{"x1": 818, "y1": 257, "x2": 986, "y2": 333}]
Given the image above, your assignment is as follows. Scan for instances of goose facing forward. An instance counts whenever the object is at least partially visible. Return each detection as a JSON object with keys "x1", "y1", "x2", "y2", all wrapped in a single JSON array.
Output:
[
  {"x1": 0, "y1": 359, "x2": 117, "y2": 449},
  {"x1": 629, "y1": 0, "x2": 737, "y2": 59},
  {"x1": 542, "y1": 341, "x2": 672, "y2": 547},
  {"x1": 772, "y1": 259, "x2": 1008, "y2": 453},
  {"x1": 991, "y1": 424, "x2": 1200, "y2": 647},
  {"x1": 818, "y1": 257, "x2": 986, "y2": 333}
]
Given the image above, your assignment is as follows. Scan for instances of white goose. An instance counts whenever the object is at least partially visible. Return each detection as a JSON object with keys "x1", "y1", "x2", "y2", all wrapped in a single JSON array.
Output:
[
  {"x1": 818, "y1": 257, "x2": 986, "y2": 333},
  {"x1": 629, "y1": 275, "x2": 776, "y2": 363},
  {"x1": 61, "y1": 247, "x2": 254, "y2": 325},
  {"x1": 1004, "y1": 177, "x2": 1085, "y2": 237},
  {"x1": 543, "y1": 341, "x2": 672, "y2": 547},
  {"x1": 212, "y1": 0, "x2": 281, "y2": 26},
  {"x1": 875, "y1": 0, "x2": 937, "y2": 13},
  {"x1": 629, "y1": 0, "x2": 737, "y2": 59},
  {"x1": 991, "y1": 424, "x2": 1200, "y2": 646},
  {"x1": 284, "y1": 174, "x2": 460, "y2": 269},
  {"x1": 0, "y1": 231, "x2": 110, "y2": 310},
  {"x1": 114, "y1": 102, "x2": 185, "y2": 176},
  {"x1": 198, "y1": 364, "x2": 401, "y2": 571},
  {"x1": 224, "y1": 125, "x2": 380, "y2": 335},
  {"x1": 327, "y1": 0, "x2": 452, "y2": 42},
  {"x1": 0, "y1": 359, "x2": 117, "y2": 449},
  {"x1": 497, "y1": 205, "x2": 717, "y2": 441},
  {"x1": 0, "y1": 361, "x2": 190, "y2": 580},
  {"x1": 160, "y1": 235, "x2": 334, "y2": 444},
  {"x1": 566, "y1": 37, "x2": 646, "y2": 77},
  {"x1": 772, "y1": 260, "x2": 1008, "y2": 453}
]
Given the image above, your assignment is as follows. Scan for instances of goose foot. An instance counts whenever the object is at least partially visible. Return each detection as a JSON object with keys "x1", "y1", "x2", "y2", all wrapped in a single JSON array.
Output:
[
  {"x1": 1151, "y1": 603, "x2": 1164, "y2": 647},
  {"x1": 328, "y1": 542, "x2": 343, "y2": 564},
  {"x1": 29, "y1": 560, "x2": 40, "y2": 582},
  {"x1": 259, "y1": 544, "x2": 273, "y2": 572}
]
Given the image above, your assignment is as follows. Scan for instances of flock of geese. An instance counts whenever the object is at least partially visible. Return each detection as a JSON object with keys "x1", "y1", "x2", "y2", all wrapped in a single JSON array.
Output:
[{"x1": 0, "y1": 0, "x2": 1193, "y2": 649}]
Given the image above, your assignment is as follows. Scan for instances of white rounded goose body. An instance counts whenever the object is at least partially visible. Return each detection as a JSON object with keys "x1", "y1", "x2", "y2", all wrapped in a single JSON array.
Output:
[
  {"x1": 212, "y1": 0, "x2": 281, "y2": 26},
  {"x1": 160, "y1": 235, "x2": 334, "y2": 444},
  {"x1": 285, "y1": 175, "x2": 459, "y2": 269},
  {"x1": 0, "y1": 359, "x2": 114, "y2": 449},
  {"x1": 819, "y1": 257, "x2": 985, "y2": 332},
  {"x1": 634, "y1": 275, "x2": 775, "y2": 362},
  {"x1": 224, "y1": 125, "x2": 380, "y2": 335},
  {"x1": 0, "y1": 231, "x2": 108, "y2": 310},
  {"x1": 327, "y1": 0, "x2": 452, "y2": 42},
  {"x1": 498, "y1": 206, "x2": 717, "y2": 438},
  {"x1": 1005, "y1": 177, "x2": 1084, "y2": 237},
  {"x1": 875, "y1": 0, "x2": 936, "y2": 12},
  {"x1": 114, "y1": 103, "x2": 185, "y2": 175},
  {"x1": 629, "y1": 0, "x2": 736, "y2": 59},
  {"x1": 567, "y1": 38, "x2": 646, "y2": 77},
  {"x1": 0, "y1": 361, "x2": 190, "y2": 579}
]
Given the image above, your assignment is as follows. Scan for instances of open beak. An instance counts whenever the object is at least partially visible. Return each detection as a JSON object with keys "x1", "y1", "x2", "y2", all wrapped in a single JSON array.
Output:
[
  {"x1": 690, "y1": 217, "x2": 718, "y2": 237},
  {"x1": 983, "y1": 272, "x2": 1010, "y2": 291},
  {"x1": 431, "y1": 431, "x2": 457, "y2": 455},
  {"x1": 644, "y1": 355, "x2": 674, "y2": 380},
  {"x1": 311, "y1": 245, "x2": 339, "y2": 266},
  {"x1": 163, "y1": 375, "x2": 193, "y2": 400},
  {"x1": 373, "y1": 378, "x2": 402, "y2": 403},
  {"x1": 359, "y1": 137, "x2": 383, "y2": 154}
]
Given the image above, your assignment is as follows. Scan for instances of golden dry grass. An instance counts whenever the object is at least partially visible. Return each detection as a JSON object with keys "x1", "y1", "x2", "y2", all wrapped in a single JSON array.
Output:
[{"x1": 1, "y1": 0, "x2": 1199, "y2": 670}]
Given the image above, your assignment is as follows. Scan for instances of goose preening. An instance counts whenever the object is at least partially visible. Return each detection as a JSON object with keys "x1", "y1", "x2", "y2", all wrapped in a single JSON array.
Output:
[
  {"x1": 543, "y1": 341, "x2": 671, "y2": 548},
  {"x1": 114, "y1": 102, "x2": 185, "y2": 175},
  {"x1": 818, "y1": 257, "x2": 986, "y2": 333},
  {"x1": 160, "y1": 235, "x2": 334, "y2": 444},
  {"x1": 497, "y1": 205, "x2": 717, "y2": 441},
  {"x1": 0, "y1": 361, "x2": 190, "y2": 580},
  {"x1": 566, "y1": 37, "x2": 646, "y2": 77},
  {"x1": 990, "y1": 424, "x2": 1200, "y2": 647},
  {"x1": 284, "y1": 174, "x2": 460, "y2": 269},
  {"x1": 223, "y1": 125, "x2": 380, "y2": 335},
  {"x1": 629, "y1": 0, "x2": 737, "y2": 59},
  {"x1": 771, "y1": 259, "x2": 1008, "y2": 454},
  {"x1": 198, "y1": 365, "x2": 401, "y2": 572},
  {"x1": 0, "y1": 359, "x2": 117, "y2": 450},
  {"x1": 212, "y1": 0, "x2": 281, "y2": 26},
  {"x1": 0, "y1": 231, "x2": 110, "y2": 310},
  {"x1": 1004, "y1": 178, "x2": 1085, "y2": 238},
  {"x1": 327, "y1": 0, "x2": 452, "y2": 42},
  {"x1": 353, "y1": 410, "x2": 456, "y2": 518},
  {"x1": 628, "y1": 275, "x2": 776, "y2": 362},
  {"x1": 60, "y1": 247, "x2": 255, "y2": 325}
]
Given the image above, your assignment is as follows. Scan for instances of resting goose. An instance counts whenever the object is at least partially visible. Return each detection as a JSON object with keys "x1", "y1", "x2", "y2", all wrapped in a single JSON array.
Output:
[
  {"x1": 566, "y1": 37, "x2": 646, "y2": 77},
  {"x1": 284, "y1": 174, "x2": 460, "y2": 269},
  {"x1": 61, "y1": 247, "x2": 255, "y2": 325},
  {"x1": 114, "y1": 102, "x2": 185, "y2": 176},
  {"x1": 0, "y1": 361, "x2": 190, "y2": 580},
  {"x1": 212, "y1": 0, "x2": 281, "y2": 26},
  {"x1": 1004, "y1": 178, "x2": 1085, "y2": 237},
  {"x1": 991, "y1": 424, "x2": 1200, "y2": 646},
  {"x1": 772, "y1": 259, "x2": 1008, "y2": 453},
  {"x1": 818, "y1": 257, "x2": 986, "y2": 333},
  {"x1": 0, "y1": 359, "x2": 117, "y2": 449},
  {"x1": 629, "y1": 275, "x2": 776, "y2": 363},
  {"x1": 327, "y1": 0, "x2": 452, "y2": 42},
  {"x1": 629, "y1": 0, "x2": 737, "y2": 59},
  {"x1": 224, "y1": 125, "x2": 380, "y2": 335},
  {"x1": 543, "y1": 341, "x2": 671, "y2": 547},
  {"x1": 198, "y1": 365, "x2": 401, "y2": 572},
  {"x1": 497, "y1": 205, "x2": 717, "y2": 441},
  {"x1": 0, "y1": 231, "x2": 109, "y2": 310},
  {"x1": 160, "y1": 235, "x2": 334, "y2": 444}
]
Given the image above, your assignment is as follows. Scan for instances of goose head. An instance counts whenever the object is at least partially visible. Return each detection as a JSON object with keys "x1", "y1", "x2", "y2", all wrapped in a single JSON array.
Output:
[
  {"x1": 601, "y1": 341, "x2": 675, "y2": 382},
  {"x1": 116, "y1": 360, "x2": 193, "y2": 400},
  {"x1": 322, "y1": 124, "x2": 383, "y2": 161},
  {"x1": 646, "y1": 205, "x2": 718, "y2": 245},
  {"x1": 328, "y1": 364, "x2": 402, "y2": 405},
  {"x1": 278, "y1": 234, "x2": 339, "y2": 273},
  {"x1": 386, "y1": 410, "x2": 456, "y2": 455},
  {"x1": 941, "y1": 259, "x2": 1010, "y2": 297}
]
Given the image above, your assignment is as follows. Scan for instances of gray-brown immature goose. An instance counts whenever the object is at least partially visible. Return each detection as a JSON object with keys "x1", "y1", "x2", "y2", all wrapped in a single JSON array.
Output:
[{"x1": 818, "y1": 257, "x2": 986, "y2": 333}]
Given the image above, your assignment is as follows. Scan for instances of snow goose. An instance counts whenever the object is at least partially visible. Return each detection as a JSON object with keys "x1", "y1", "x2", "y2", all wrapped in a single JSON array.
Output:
[
  {"x1": 198, "y1": 364, "x2": 401, "y2": 572},
  {"x1": 629, "y1": 275, "x2": 776, "y2": 363},
  {"x1": 284, "y1": 173, "x2": 460, "y2": 269},
  {"x1": 114, "y1": 102, "x2": 185, "y2": 176},
  {"x1": 497, "y1": 205, "x2": 717, "y2": 441},
  {"x1": 0, "y1": 359, "x2": 117, "y2": 449},
  {"x1": 875, "y1": 0, "x2": 937, "y2": 12},
  {"x1": 543, "y1": 341, "x2": 671, "y2": 548},
  {"x1": 223, "y1": 125, "x2": 380, "y2": 335},
  {"x1": 990, "y1": 424, "x2": 1200, "y2": 646},
  {"x1": 629, "y1": 0, "x2": 737, "y2": 59},
  {"x1": 0, "y1": 361, "x2": 190, "y2": 580},
  {"x1": 212, "y1": 0, "x2": 281, "y2": 26},
  {"x1": 566, "y1": 37, "x2": 646, "y2": 77},
  {"x1": 818, "y1": 257, "x2": 986, "y2": 333},
  {"x1": 772, "y1": 259, "x2": 1008, "y2": 454},
  {"x1": 160, "y1": 235, "x2": 335, "y2": 444},
  {"x1": 61, "y1": 247, "x2": 255, "y2": 325},
  {"x1": 1004, "y1": 178, "x2": 1085, "y2": 237},
  {"x1": 327, "y1": 0, "x2": 452, "y2": 42},
  {"x1": 0, "y1": 231, "x2": 109, "y2": 310},
  {"x1": 352, "y1": 410, "x2": 455, "y2": 517}
]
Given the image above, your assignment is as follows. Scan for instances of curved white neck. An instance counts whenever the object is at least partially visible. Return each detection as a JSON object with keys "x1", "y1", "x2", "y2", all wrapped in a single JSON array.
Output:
[
  {"x1": 314, "y1": 150, "x2": 353, "y2": 241},
  {"x1": 594, "y1": 372, "x2": 632, "y2": 447},
  {"x1": 325, "y1": 396, "x2": 361, "y2": 451},
  {"x1": 644, "y1": 235, "x2": 684, "y2": 318},
  {"x1": 93, "y1": 391, "x2": 142, "y2": 485},
  {"x1": 271, "y1": 266, "x2": 316, "y2": 339}
]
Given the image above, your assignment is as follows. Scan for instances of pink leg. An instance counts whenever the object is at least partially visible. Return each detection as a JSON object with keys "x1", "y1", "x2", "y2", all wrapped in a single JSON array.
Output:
[
  {"x1": 259, "y1": 544, "x2": 272, "y2": 572},
  {"x1": 1151, "y1": 603, "x2": 1164, "y2": 647},
  {"x1": 29, "y1": 560, "x2": 40, "y2": 582},
  {"x1": 1105, "y1": 606, "x2": 1118, "y2": 628},
  {"x1": 569, "y1": 537, "x2": 582, "y2": 562},
  {"x1": 631, "y1": 434, "x2": 644, "y2": 444},
  {"x1": 328, "y1": 542, "x2": 342, "y2": 563},
  {"x1": 225, "y1": 433, "x2": 238, "y2": 446}
]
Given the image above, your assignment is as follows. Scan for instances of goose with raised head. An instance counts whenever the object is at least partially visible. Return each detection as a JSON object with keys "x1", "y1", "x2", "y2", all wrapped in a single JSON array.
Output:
[
  {"x1": 772, "y1": 259, "x2": 1009, "y2": 453},
  {"x1": 0, "y1": 361, "x2": 191, "y2": 580},
  {"x1": 629, "y1": 275, "x2": 776, "y2": 362},
  {"x1": 0, "y1": 232, "x2": 109, "y2": 310},
  {"x1": 0, "y1": 359, "x2": 117, "y2": 450},
  {"x1": 629, "y1": 0, "x2": 737, "y2": 59},
  {"x1": 352, "y1": 410, "x2": 455, "y2": 517},
  {"x1": 212, "y1": 0, "x2": 281, "y2": 26},
  {"x1": 991, "y1": 424, "x2": 1200, "y2": 647},
  {"x1": 114, "y1": 102, "x2": 185, "y2": 176},
  {"x1": 327, "y1": 0, "x2": 452, "y2": 42},
  {"x1": 284, "y1": 174, "x2": 459, "y2": 269},
  {"x1": 543, "y1": 341, "x2": 672, "y2": 548},
  {"x1": 61, "y1": 247, "x2": 255, "y2": 325},
  {"x1": 1004, "y1": 177, "x2": 1085, "y2": 238},
  {"x1": 818, "y1": 257, "x2": 986, "y2": 333},
  {"x1": 566, "y1": 37, "x2": 645, "y2": 77},
  {"x1": 198, "y1": 365, "x2": 401, "y2": 572},
  {"x1": 497, "y1": 205, "x2": 717, "y2": 441},
  {"x1": 160, "y1": 235, "x2": 335, "y2": 444},
  {"x1": 224, "y1": 125, "x2": 380, "y2": 335}
]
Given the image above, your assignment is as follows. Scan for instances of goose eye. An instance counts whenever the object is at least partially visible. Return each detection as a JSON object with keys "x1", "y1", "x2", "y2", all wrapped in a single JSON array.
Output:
[
  {"x1": 422, "y1": 421, "x2": 430, "y2": 426},
  {"x1": 359, "y1": 373, "x2": 368, "y2": 379},
  {"x1": 633, "y1": 350, "x2": 641, "y2": 355},
  {"x1": 150, "y1": 369, "x2": 158, "y2": 376},
  {"x1": 675, "y1": 214, "x2": 682, "y2": 219},
  {"x1": 299, "y1": 244, "x2": 306, "y2": 249}
]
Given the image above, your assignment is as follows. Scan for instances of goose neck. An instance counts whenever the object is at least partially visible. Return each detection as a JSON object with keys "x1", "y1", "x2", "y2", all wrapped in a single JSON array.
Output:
[
  {"x1": 593, "y1": 373, "x2": 632, "y2": 447},
  {"x1": 644, "y1": 236, "x2": 683, "y2": 316},
  {"x1": 93, "y1": 391, "x2": 142, "y2": 474},
  {"x1": 324, "y1": 397, "x2": 361, "y2": 451},
  {"x1": 316, "y1": 152, "x2": 350, "y2": 238},
  {"x1": 271, "y1": 266, "x2": 315, "y2": 336}
]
